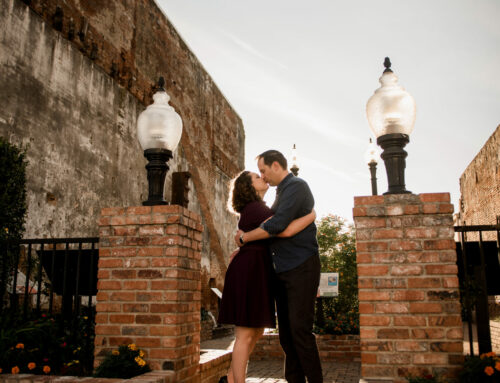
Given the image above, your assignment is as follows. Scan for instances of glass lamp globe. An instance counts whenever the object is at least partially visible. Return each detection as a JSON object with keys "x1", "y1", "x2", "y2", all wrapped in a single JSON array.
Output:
[
  {"x1": 290, "y1": 144, "x2": 298, "y2": 168},
  {"x1": 137, "y1": 88, "x2": 183, "y2": 152},
  {"x1": 366, "y1": 64, "x2": 416, "y2": 138},
  {"x1": 364, "y1": 138, "x2": 380, "y2": 165}
]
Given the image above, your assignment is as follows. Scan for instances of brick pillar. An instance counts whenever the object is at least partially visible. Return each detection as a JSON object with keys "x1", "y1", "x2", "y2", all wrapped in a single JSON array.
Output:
[
  {"x1": 353, "y1": 194, "x2": 463, "y2": 383},
  {"x1": 95, "y1": 205, "x2": 202, "y2": 383}
]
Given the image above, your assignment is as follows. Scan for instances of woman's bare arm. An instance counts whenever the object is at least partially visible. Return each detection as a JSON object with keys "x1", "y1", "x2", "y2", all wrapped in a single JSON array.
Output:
[{"x1": 277, "y1": 210, "x2": 316, "y2": 238}]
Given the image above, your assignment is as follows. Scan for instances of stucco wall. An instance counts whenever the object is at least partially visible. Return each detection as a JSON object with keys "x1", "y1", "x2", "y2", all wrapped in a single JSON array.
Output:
[
  {"x1": 0, "y1": 0, "x2": 243, "y2": 312},
  {"x1": 458, "y1": 125, "x2": 500, "y2": 237}
]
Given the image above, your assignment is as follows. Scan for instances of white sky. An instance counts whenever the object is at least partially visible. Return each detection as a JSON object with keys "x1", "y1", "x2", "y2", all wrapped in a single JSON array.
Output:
[{"x1": 157, "y1": 0, "x2": 500, "y2": 222}]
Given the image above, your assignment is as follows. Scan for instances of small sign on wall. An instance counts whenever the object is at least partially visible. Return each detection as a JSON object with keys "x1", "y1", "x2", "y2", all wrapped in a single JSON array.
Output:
[{"x1": 318, "y1": 273, "x2": 339, "y2": 297}]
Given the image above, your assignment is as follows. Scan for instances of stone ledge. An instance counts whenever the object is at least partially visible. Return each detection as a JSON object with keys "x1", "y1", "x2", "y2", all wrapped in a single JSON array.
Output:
[{"x1": 0, "y1": 371, "x2": 175, "y2": 383}]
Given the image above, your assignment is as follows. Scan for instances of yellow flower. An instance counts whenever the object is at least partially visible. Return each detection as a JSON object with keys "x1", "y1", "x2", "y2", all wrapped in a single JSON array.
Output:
[
  {"x1": 28, "y1": 362, "x2": 36, "y2": 370},
  {"x1": 112, "y1": 350, "x2": 120, "y2": 355},
  {"x1": 83, "y1": 316, "x2": 88, "y2": 320},
  {"x1": 135, "y1": 356, "x2": 146, "y2": 367},
  {"x1": 11, "y1": 366, "x2": 20, "y2": 374},
  {"x1": 496, "y1": 361, "x2": 500, "y2": 371},
  {"x1": 128, "y1": 344, "x2": 137, "y2": 351},
  {"x1": 485, "y1": 366, "x2": 494, "y2": 376},
  {"x1": 43, "y1": 365, "x2": 51, "y2": 374},
  {"x1": 15, "y1": 343, "x2": 24, "y2": 349},
  {"x1": 139, "y1": 350, "x2": 145, "y2": 357}
]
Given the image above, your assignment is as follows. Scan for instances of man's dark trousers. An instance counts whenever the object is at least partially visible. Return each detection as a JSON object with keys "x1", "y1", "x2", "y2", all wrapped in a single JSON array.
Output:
[{"x1": 275, "y1": 254, "x2": 322, "y2": 383}]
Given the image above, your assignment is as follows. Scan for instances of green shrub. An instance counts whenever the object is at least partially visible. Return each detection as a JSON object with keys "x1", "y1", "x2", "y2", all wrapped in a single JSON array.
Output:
[
  {"x1": 315, "y1": 214, "x2": 359, "y2": 335},
  {"x1": 0, "y1": 310, "x2": 95, "y2": 376},
  {"x1": 459, "y1": 352, "x2": 500, "y2": 383},
  {"x1": 93, "y1": 344, "x2": 151, "y2": 379},
  {"x1": 0, "y1": 137, "x2": 28, "y2": 312}
]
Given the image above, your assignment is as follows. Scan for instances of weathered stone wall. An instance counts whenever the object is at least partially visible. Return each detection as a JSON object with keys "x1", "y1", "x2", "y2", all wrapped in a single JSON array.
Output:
[
  {"x1": 458, "y1": 125, "x2": 500, "y2": 236},
  {"x1": 0, "y1": 0, "x2": 243, "y2": 312}
]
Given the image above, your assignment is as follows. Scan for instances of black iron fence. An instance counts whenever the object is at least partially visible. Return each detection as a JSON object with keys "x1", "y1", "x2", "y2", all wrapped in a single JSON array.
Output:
[
  {"x1": 1, "y1": 237, "x2": 99, "y2": 318},
  {"x1": 455, "y1": 217, "x2": 500, "y2": 355}
]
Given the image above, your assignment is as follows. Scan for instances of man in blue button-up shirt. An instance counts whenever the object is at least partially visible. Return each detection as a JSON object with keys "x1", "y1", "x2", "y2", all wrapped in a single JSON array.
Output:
[{"x1": 235, "y1": 150, "x2": 322, "y2": 383}]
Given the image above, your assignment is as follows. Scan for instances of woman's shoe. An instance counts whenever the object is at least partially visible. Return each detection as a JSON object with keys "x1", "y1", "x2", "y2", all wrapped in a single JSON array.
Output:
[{"x1": 218, "y1": 376, "x2": 228, "y2": 383}]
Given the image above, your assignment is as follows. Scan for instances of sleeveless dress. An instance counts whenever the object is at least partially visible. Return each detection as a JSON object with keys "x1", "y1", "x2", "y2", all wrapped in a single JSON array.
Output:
[{"x1": 218, "y1": 200, "x2": 276, "y2": 328}]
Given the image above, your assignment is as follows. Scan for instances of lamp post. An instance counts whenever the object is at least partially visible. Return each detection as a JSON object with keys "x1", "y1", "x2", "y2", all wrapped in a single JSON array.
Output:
[
  {"x1": 366, "y1": 57, "x2": 416, "y2": 194},
  {"x1": 290, "y1": 144, "x2": 299, "y2": 176},
  {"x1": 364, "y1": 138, "x2": 379, "y2": 196},
  {"x1": 137, "y1": 77, "x2": 183, "y2": 205}
]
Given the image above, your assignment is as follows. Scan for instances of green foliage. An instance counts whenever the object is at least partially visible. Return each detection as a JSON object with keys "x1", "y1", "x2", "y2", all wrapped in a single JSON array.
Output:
[
  {"x1": 93, "y1": 344, "x2": 151, "y2": 379},
  {"x1": 314, "y1": 214, "x2": 359, "y2": 335},
  {"x1": 459, "y1": 352, "x2": 500, "y2": 383},
  {"x1": 0, "y1": 310, "x2": 95, "y2": 376},
  {"x1": 0, "y1": 137, "x2": 28, "y2": 310}
]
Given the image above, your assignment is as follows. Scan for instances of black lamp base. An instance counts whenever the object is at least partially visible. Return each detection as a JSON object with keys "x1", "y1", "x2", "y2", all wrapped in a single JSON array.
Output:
[
  {"x1": 142, "y1": 148, "x2": 172, "y2": 206},
  {"x1": 377, "y1": 133, "x2": 412, "y2": 195}
]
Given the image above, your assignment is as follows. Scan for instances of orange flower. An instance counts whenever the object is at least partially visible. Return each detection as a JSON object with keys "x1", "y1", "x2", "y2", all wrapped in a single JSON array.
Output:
[
  {"x1": 485, "y1": 366, "x2": 494, "y2": 376},
  {"x1": 11, "y1": 366, "x2": 20, "y2": 374},
  {"x1": 15, "y1": 343, "x2": 24, "y2": 349},
  {"x1": 43, "y1": 365, "x2": 51, "y2": 374},
  {"x1": 28, "y1": 362, "x2": 36, "y2": 370}
]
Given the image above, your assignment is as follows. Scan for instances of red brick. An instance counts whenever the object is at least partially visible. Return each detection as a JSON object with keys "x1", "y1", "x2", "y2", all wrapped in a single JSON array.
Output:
[
  {"x1": 359, "y1": 303, "x2": 374, "y2": 314},
  {"x1": 97, "y1": 280, "x2": 122, "y2": 290},
  {"x1": 137, "y1": 292, "x2": 164, "y2": 302},
  {"x1": 377, "y1": 329, "x2": 409, "y2": 339},
  {"x1": 111, "y1": 270, "x2": 136, "y2": 279},
  {"x1": 438, "y1": 204, "x2": 454, "y2": 213},
  {"x1": 393, "y1": 291, "x2": 425, "y2": 301},
  {"x1": 430, "y1": 341, "x2": 463, "y2": 352},
  {"x1": 389, "y1": 240, "x2": 422, "y2": 251},
  {"x1": 123, "y1": 304, "x2": 149, "y2": 313},
  {"x1": 377, "y1": 353, "x2": 412, "y2": 364},
  {"x1": 95, "y1": 313, "x2": 108, "y2": 323},
  {"x1": 112, "y1": 226, "x2": 138, "y2": 236},
  {"x1": 358, "y1": 279, "x2": 374, "y2": 288},
  {"x1": 357, "y1": 265, "x2": 389, "y2": 276},
  {"x1": 97, "y1": 269, "x2": 110, "y2": 279},
  {"x1": 151, "y1": 280, "x2": 180, "y2": 290},
  {"x1": 425, "y1": 264, "x2": 458, "y2": 275},
  {"x1": 352, "y1": 207, "x2": 367, "y2": 217},
  {"x1": 151, "y1": 236, "x2": 184, "y2": 246},
  {"x1": 108, "y1": 337, "x2": 134, "y2": 346},
  {"x1": 130, "y1": 258, "x2": 150, "y2": 268},
  {"x1": 446, "y1": 327, "x2": 463, "y2": 339},
  {"x1": 357, "y1": 253, "x2": 372, "y2": 263},
  {"x1": 391, "y1": 265, "x2": 422, "y2": 276},
  {"x1": 410, "y1": 303, "x2": 443, "y2": 313},
  {"x1": 428, "y1": 316, "x2": 462, "y2": 326},
  {"x1": 419, "y1": 193, "x2": 450, "y2": 203},
  {"x1": 404, "y1": 205, "x2": 420, "y2": 215},
  {"x1": 423, "y1": 204, "x2": 439, "y2": 214},
  {"x1": 126, "y1": 206, "x2": 152, "y2": 215},
  {"x1": 149, "y1": 326, "x2": 181, "y2": 336},
  {"x1": 360, "y1": 340, "x2": 393, "y2": 351},
  {"x1": 361, "y1": 353, "x2": 377, "y2": 364},
  {"x1": 395, "y1": 341, "x2": 427, "y2": 351},
  {"x1": 139, "y1": 225, "x2": 165, "y2": 236},
  {"x1": 373, "y1": 229, "x2": 403, "y2": 239},
  {"x1": 109, "y1": 314, "x2": 135, "y2": 324},
  {"x1": 413, "y1": 353, "x2": 447, "y2": 364},
  {"x1": 375, "y1": 303, "x2": 409, "y2": 314},
  {"x1": 394, "y1": 316, "x2": 426, "y2": 326},
  {"x1": 96, "y1": 303, "x2": 122, "y2": 312},
  {"x1": 138, "y1": 247, "x2": 164, "y2": 257},
  {"x1": 386, "y1": 205, "x2": 404, "y2": 216},
  {"x1": 354, "y1": 196, "x2": 385, "y2": 206},
  {"x1": 137, "y1": 338, "x2": 162, "y2": 348},
  {"x1": 139, "y1": 215, "x2": 153, "y2": 224},
  {"x1": 405, "y1": 228, "x2": 438, "y2": 239},
  {"x1": 423, "y1": 239, "x2": 456, "y2": 250},
  {"x1": 123, "y1": 280, "x2": 148, "y2": 290},
  {"x1": 95, "y1": 325, "x2": 121, "y2": 335},
  {"x1": 110, "y1": 216, "x2": 127, "y2": 226},
  {"x1": 372, "y1": 278, "x2": 407, "y2": 289},
  {"x1": 111, "y1": 248, "x2": 137, "y2": 257},
  {"x1": 354, "y1": 218, "x2": 387, "y2": 229},
  {"x1": 101, "y1": 207, "x2": 125, "y2": 216},
  {"x1": 358, "y1": 291, "x2": 391, "y2": 301},
  {"x1": 360, "y1": 316, "x2": 391, "y2": 326},
  {"x1": 360, "y1": 328, "x2": 377, "y2": 339},
  {"x1": 99, "y1": 258, "x2": 123, "y2": 268},
  {"x1": 407, "y1": 277, "x2": 441, "y2": 288},
  {"x1": 110, "y1": 291, "x2": 135, "y2": 301},
  {"x1": 98, "y1": 216, "x2": 111, "y2": 226},
  {"x1": 153, "y1": 205, "x2": 184, "y2": 214},
  {"x1": 136, "y1": 315, "x2": 162, "y2": 324}
]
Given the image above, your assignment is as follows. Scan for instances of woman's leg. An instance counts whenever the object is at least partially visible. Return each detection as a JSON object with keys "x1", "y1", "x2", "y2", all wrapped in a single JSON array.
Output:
[{"x1": 227, "y1": 326, "x2": 265, "y2": 383}]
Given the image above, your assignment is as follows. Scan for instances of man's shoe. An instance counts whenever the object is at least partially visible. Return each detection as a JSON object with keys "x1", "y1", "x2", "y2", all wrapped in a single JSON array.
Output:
[{"x1": 218, "y1": 376, "x2": 228, "y2": 383}]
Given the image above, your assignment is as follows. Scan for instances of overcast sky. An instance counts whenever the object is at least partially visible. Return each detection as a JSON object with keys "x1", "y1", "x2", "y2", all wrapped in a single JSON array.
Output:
[{"x1": 157, "y1": 0, "x2": 500, "y2": 222}]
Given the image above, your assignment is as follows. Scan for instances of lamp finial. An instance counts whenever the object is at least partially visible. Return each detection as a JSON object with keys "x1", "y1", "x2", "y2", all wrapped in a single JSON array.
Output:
[
  {"x1": 158, "y1": 76, "x2": 166, "y2": 92},
  {"x1": 383, "y1": 57, "x2": 392, "y2": 73}
]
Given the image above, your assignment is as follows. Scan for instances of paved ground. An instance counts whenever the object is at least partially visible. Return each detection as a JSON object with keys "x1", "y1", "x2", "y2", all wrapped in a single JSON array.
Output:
[{"x1": 201, "y1": 336, "x2": 361, "y2": 383}]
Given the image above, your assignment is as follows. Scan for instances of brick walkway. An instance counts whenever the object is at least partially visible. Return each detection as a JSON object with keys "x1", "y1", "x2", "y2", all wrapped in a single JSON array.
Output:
[{"x1": 201, "y1": 336, "x2": 361, "y2": 383}]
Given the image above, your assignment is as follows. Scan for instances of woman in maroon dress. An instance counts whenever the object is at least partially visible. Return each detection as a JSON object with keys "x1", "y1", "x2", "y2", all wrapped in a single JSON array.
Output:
[{"x1": 218, "y1": 171, "x2": 315, "y2": 383}]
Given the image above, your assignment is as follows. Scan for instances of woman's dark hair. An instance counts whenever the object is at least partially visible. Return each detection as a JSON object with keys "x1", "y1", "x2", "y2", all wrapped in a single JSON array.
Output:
[{"x1": 229, "y1": 171, "x2": 261, "y2": 213}]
